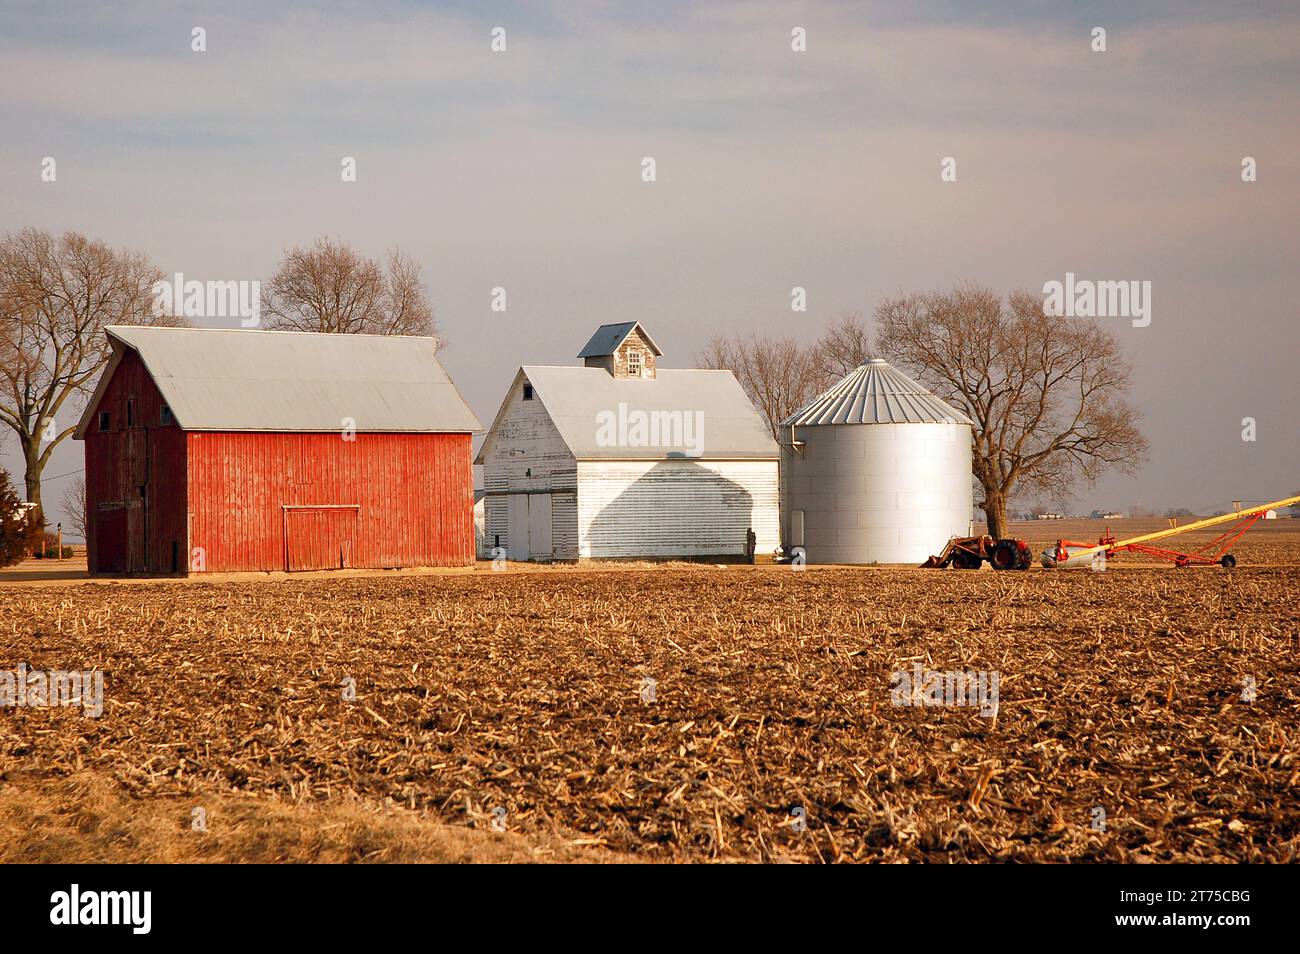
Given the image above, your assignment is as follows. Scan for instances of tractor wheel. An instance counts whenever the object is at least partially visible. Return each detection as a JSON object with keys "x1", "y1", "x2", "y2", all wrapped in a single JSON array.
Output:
[
  {"x1": 990, "y1": 540, "x2": 1019, "y2": 570},
  {"x1": 952, "y1": 549, "x2": 980, "y2": 570},
  {"x1": 1221, "y1": 554, "x2": 1237, "y2": 569}
]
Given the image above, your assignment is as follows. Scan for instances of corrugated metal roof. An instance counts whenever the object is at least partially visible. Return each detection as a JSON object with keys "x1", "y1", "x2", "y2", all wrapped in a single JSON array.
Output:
[
  {"x1": 76, "y1": 326, "x2": 481, "y2": 436},
  {"x1": 576, "y1": 321, "x2": 663, "y2": 358},
  {"x1": 782, "y1": 359, "x2": 974, "y2": 426},
  {"x1": 478, "y1": 366, "x2": 779, "y2": 461}
]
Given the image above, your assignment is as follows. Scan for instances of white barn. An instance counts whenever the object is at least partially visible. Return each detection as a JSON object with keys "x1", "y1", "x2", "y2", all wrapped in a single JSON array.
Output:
[{"x1": 476, "y1": 322, "x2": 780, "y2": 561}]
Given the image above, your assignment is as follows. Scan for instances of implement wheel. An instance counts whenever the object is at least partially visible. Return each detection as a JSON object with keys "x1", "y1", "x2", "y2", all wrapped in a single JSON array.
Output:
[
  {"x1": 990, "y1": 540, "x2": 1019, "y2": 570},
  {"x1": 1221, "y1": 554, "x2": 1237, "y2": 569}
]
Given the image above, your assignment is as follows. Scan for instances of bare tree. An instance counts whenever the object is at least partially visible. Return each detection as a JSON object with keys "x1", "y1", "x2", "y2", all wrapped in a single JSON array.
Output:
[
  {"x1": 875, "y1": 283, "x2": 1148, "y2": 538},
  {"x1": 263, "y1": 238, "x2": 437, "y2": 338},
  {"x1": 698, "y1": 332, "x2": 818, "y2": 439},
  {"x1": 810, "y1": 311, "x2": 873, "y2": 388},
  {"x1": 0, "y1": 228, "x2": 172, "y2": 515},
  {"x1": 60, "y1": 475, "x2": 86, "y2": 540}
]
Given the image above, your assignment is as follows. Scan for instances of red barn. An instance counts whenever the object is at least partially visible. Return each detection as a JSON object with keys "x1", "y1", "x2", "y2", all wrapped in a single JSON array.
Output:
[{"x1": 74, "y1": 326, "x2": 481, "y2": 574}]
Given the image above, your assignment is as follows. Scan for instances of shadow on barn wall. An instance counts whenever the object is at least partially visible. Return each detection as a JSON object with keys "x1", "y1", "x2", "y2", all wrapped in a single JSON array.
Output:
[{"x1": 584, "y1": 460, "x2": 756, "y2": 561}]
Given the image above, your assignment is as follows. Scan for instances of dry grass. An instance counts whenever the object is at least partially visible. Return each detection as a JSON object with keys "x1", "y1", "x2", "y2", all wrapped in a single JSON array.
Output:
[
  {"x1": 3, "y1": 555, "x2": 1298, "y2": 863},
  {"x1": 0, "y1": 771, "x2": 621, "y2": 863}
]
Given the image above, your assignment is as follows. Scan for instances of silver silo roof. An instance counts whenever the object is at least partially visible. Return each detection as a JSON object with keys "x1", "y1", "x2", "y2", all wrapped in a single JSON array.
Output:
[{"x1": 782, "y1": 359, "x2": 974, "y2": 426}]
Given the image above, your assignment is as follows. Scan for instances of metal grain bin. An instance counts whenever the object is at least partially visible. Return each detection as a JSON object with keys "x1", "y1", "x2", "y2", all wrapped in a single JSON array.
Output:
[{"x1": 780, "y1": 360, "x2": 973, "y2": 564}]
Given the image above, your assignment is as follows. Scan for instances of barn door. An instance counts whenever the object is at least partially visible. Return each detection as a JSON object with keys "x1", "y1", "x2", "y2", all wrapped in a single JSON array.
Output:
[
  {"x1": 95, "y1": 508, "x2": 128, "y2": 573},
  {"x1": 128, "y1": 429, "x2": 148, "y2": 572},
  {"x1": 285, "y1": 508, "x2": 358, "y2": 571},
  {"x1": 528, "y1": 493, "x2": 552, "y2": 560},
  {"x1": 506, "y1": 494, "x2": 529, "y2": 561}
]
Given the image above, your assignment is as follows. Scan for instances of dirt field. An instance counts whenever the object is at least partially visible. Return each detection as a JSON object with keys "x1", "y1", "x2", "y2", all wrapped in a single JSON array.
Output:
[{"x1": 3, "y1": 526, "x2": 1298, "y2": 863}]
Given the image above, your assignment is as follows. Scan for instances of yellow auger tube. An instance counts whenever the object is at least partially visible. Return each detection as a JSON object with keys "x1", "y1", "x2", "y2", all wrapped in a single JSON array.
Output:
[
  {"x1": 1040, "y1": 493, "x2": 1300, "y2": 568},
  {"x1": 1107, "y1": 493, "x2": 1300, "y2": 550}
]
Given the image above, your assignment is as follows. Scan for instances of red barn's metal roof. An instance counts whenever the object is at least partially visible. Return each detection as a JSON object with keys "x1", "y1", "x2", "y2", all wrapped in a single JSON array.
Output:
[{"x1": 75, "y1": 326, "x2": 481, "y2": 438}]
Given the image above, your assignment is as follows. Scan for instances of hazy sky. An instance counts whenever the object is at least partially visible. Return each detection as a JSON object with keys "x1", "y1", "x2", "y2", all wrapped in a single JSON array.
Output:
[{"x1": 3, "y1": 0, "x2": 1298, "y2": 535}]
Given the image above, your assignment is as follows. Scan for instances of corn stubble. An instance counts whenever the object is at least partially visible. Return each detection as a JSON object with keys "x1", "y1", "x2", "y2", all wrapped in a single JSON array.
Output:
[{"x1": 1, "y1": 565, "x2": 1297, "y2": 863}]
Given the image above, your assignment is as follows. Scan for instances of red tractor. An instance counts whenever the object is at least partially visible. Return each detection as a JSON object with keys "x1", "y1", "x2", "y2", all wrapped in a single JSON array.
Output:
[{"x1": 921, "y1": 535, "x2": 1033, "y2": 570}]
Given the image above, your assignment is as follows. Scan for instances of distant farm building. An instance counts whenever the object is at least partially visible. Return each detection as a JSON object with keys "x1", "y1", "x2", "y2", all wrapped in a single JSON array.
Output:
[
  {"x1": 473, "y1": 490, "x2": 489, "y2": 558},
  {"x1": 476, "y1": 322, "x2": 780, "y2": 561},
  {"x1": 780, "y1": 360, "x2": 974, "y2": 564},
  {"x1": 76, "y1": 326, "x2": 480, "y2": 574}
]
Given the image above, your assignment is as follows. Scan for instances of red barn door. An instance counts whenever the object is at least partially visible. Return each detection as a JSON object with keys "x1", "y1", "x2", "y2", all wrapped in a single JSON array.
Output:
[
  {"x1": 285, "y1": 507, "x2": 358, "y2": 571},
  {"x1": 95, "y1": 508, "x2": 128, "y2": 573}
]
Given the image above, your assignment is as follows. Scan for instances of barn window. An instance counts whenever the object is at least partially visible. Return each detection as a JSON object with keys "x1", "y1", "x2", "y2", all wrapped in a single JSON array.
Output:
[
  {"x1": 627, "y1": 350, "x2": 643, "y2": 377},
  {"x1": 98, "y1": 412, "x2": 110, "y2": 432},
  {"x1": 160, "y1": 404, "x2": 174, "y2": 426},
  {"x1": 126, "y1": 399, "x2": 135, "y2": 427},
  {"x1": 523, "y1": 384, "x2": 534, "y2": 401}
]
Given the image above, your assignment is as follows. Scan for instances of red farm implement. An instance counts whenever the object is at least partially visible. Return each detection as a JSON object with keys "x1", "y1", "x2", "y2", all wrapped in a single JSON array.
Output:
[{"x1": 1040, "y1": 494, "x2": 1300, "y2": 569}]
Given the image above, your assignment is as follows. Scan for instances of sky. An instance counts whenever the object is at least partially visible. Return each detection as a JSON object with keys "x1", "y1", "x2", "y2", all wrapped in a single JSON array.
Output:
[{"x1": 2, "y1": 0, "x2": 1298, "y2": 536}]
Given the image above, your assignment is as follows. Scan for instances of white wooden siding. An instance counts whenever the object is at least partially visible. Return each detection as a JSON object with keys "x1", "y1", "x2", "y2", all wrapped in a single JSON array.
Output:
[
  {"x1": 550, "y1": 488, "x2": 578, "y2": 560},
  {"x1": 479, "y1": 373, "x2": 578, "y2": 559},
  {"x1": 577, "y1": 459, "x2": 779, "y2": 558}
]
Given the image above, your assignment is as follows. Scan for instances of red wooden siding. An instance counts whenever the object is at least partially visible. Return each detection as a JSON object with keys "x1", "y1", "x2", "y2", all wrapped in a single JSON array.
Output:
[
  {"x1": 83, "y1": 349, "x2": 188, "y2": 573},
  {"x1": 186, "y1": 431, "x2": 474, "y2": 572},
  {"x1": 84, "y1": 348, "x2": 475, "y2": 574},
  {"x1": 285, "y1": 507, "x2": 359, "y2": 571}
]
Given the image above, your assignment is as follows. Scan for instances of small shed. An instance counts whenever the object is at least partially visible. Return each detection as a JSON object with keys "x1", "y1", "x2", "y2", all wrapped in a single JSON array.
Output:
[
  {"x1": 476, "y1": 322, "x2": 780, "y2": 561},
  {"x1": 781, "y1": 359, "x2": 974, "y2": 564},
  {"x1": 75, "y1": 326, "x2": 480, "y2": 574}
]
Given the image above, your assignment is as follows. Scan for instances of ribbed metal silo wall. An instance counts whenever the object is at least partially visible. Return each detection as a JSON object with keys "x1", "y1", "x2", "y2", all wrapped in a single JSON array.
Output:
[{"x1": 785, "y1": 422, "x2": 972, "y2": 564}]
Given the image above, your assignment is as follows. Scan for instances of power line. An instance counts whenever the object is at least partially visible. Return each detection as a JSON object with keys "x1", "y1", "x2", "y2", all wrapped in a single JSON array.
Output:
[{"x1": 40, "y1": 467, "x2": 85, "y2": 482}]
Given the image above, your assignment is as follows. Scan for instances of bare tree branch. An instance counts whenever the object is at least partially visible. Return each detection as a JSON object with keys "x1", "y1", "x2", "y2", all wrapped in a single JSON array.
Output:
[
  {"x1": 0, "y1": 228, "x2": 173, "y2": 514},
  {"x1": 262, "y1": 237, "x2": 438, "y2": 339},
  {"x1": 60, "y1": 475, "x2": 86, "y2": 540},
  {"x1": 874, "y1": 283, "x2": 1148, "y2": 537},
  {"x1": 698, "y1": 332, "x2": 818, "y2": 439},
  {"x1": 809, "y1": 311, "x2": 872, "y2": 389}
]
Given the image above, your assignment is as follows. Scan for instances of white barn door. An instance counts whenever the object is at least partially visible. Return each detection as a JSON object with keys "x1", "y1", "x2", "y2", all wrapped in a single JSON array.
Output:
[
  {"x1": 507, "y1": 494, "x2": 529, "y2": 561},
  {"x1": 528, "y1": 494, "x2": 552, "y2": 560},
  {"x1": 507, "y1": 493, "x2": 553, "y2": 561}
]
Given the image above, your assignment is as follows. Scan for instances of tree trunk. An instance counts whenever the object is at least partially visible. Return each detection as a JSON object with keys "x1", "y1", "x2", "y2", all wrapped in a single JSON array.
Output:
[
  {"x1": 22, "y1": 440, "x2": 43, "y2": 518},
  {"x1": 982, "y1": 485, "x2": 1008, "y2": 539}
]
